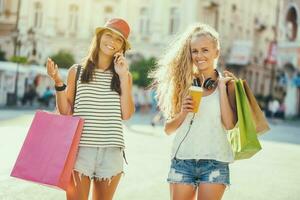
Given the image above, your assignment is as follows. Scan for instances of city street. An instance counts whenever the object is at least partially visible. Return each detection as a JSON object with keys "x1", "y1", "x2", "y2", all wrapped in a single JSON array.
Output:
[{"x1": 0, "y1": 109, "x2": 299, "y2": 200}]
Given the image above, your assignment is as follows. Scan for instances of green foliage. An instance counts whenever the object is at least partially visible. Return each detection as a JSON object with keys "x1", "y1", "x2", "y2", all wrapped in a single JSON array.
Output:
[
  {"x1": 130, "y1": 57, "x2": 156, "y2": 87},
  {"x1": 10, "y1": 56, "x2": 27, "y2": 64},
  {"x1": 50, "y1": 50, "x2": 75, "y2": 69}
]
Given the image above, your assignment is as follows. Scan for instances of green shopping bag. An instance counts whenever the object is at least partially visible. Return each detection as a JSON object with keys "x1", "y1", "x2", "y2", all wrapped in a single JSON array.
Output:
[{"x1": 227, "y1": 79, "x2": 262, "y2": 160}]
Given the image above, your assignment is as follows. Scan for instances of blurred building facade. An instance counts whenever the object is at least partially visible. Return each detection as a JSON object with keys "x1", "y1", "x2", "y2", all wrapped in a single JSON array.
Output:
[
  {"x1": 0, "y1": 0, "x2": 18, "y2": 59},
  {"x1": 128, "y1": 0, "x2": 281, "y2": 114},
  {"x1": 277, "y1": 0, "x2": 300, "y2": 117},
  {"x1": 0, "y1": 0, "x2": 299, "y2": 116}
]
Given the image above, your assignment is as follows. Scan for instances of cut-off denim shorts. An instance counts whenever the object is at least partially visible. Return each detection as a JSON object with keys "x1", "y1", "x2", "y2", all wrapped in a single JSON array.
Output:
[
  {"x1": 167, "y1": 158, "x2": 230, "y2": 187},
  {"x1": 74, "y1": 146, "x2": 124, "y2": 181}
]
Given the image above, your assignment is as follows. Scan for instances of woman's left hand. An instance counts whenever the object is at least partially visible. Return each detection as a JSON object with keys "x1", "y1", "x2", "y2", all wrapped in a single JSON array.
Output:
[
  {"x1": 218, "y1": 70, "x2": 237, "y2": 88},
  {"x1": 114, "y1": 52, "x2": 129, "y2": 78}
]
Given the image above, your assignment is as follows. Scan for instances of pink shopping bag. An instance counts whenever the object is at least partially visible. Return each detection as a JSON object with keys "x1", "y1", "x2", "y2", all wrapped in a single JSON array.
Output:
[{"x1": 10, "y1": 110, "x2": 84, "y2": 191}]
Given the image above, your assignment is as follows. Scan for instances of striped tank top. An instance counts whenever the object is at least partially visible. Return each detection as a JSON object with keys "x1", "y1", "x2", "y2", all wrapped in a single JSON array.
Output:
[{"x1": 73, "y1": 67, "x2": 124, "y2": 148}]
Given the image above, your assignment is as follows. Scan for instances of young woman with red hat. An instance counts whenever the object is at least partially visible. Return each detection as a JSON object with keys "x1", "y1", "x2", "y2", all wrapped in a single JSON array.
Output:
[{"x1": 46, "y1": 18, "x2": 134, "y2": 200}]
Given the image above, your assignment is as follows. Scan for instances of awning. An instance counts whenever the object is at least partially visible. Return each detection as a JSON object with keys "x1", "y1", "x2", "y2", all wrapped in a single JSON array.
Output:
[
  {"x1": 227, "y1": 40, "x2": 253, "y2": 66},
  {"x1": 277, "y1": 42, "x2": 300, "y2": 70},
  {"x1": 0, "y1": 61, "x2": 68, "y2": 78}
]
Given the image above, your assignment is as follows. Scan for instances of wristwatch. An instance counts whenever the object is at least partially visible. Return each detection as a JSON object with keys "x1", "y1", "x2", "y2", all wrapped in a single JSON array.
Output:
[{"x1": 55, "y1": 83, "x2": 66, "y2": 91}]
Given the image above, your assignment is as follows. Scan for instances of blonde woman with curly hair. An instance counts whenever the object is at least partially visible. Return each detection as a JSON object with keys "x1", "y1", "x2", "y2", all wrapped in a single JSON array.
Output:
[{"x1": 151, "y1": 23, "x2": 237, "y2": 200}]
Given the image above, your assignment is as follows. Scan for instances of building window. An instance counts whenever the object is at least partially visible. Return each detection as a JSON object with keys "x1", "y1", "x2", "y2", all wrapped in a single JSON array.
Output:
[
  {"x1": 248, "y1": 70, "x2": 253, "y2": 87},
  {"x1": 103, "y1": 6, "x2": 113, "y2": 23},
  {"x1": 169, "y1": 7, "x2": 180, "y2": 34},
  {"x1": 69, "y1": 4, "x2": 79, "y2": 33},
  {"x1": 139, "y1": 7, "x2": 150, "y2": 35},
  {"x1": 285, "y1": 6, "x2": 298, "y2": 41},
  {"x1": 238, "y1": 26, "x2": 243, "y2": 38},
  {"x1": 33, "y1": 2, "x2": 43, "y2": 28},
  {"x1": 243, "y1": 70, "x2": 248, "y2": 79},
  {"x1": 246, "y1": 29, "x2": 251, "y2": 37},
  {"x1": 105, "y1": 6, "x2": 113, "y2": 13},
  {"x1": 231, "y1": 4, "x2": 237, "y2": 12}
]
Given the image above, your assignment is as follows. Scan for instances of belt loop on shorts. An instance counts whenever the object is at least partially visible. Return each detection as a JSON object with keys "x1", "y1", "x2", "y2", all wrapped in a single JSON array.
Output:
[{"x1": 123, "y1": 150, "x2": 128, "y2": 165}]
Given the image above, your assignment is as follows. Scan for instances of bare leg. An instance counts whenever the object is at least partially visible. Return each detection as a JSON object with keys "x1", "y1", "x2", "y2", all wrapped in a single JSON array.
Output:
[
  {"x1": 197, "y1": 183, "x2": 226, "y2": 200},
  {"x1": 92, "y1": 173, "x2": 122, "y2": 200},
  {"x1": 66, "y1": 171, "x2": 91, "y2": 200},
  {"x1": 170, "y1": 183, "x2": 197, "y2": 200}
]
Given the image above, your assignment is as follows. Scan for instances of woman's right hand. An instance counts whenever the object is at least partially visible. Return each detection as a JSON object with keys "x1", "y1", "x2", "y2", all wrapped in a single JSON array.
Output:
[
  {"x1": 180, "y1": 96, "x2": 194, "y2": 115},
  {"x1": 165, "y1": 96, "x2": 194, "y2": 134},
  {"x1": 46, "y1": 58, "x2": 63, "y2": 85}
]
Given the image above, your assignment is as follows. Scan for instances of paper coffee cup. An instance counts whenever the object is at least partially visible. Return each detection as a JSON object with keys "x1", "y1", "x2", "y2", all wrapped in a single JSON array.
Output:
[{"x1": 189, "y1": 86, "x2": 203, "y2": 113}]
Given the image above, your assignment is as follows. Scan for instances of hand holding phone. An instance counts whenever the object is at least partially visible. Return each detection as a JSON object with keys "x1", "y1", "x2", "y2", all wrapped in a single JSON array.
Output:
[{"x1": 114, "y1": 51, "x2": 129, "y2": 77}]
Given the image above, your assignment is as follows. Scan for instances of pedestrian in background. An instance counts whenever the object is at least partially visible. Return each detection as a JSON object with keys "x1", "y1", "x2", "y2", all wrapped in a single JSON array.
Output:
[
  {"x1": 151, "y1": 23, "x2": 237, "y2": 200},
  {"x1": 277, "y1": 99, "x2": 286, "y2": 119},
  {"x1": 268, "y1": 98, "x2": 280, "y2": 121},
  {"x1": 21, "y1": 84, "x2": 37, "y2": 106},
  {"x1": 37, "y1": 86, "x2": 54, "y2": 107},
  {"x1": 46, "y1": 18, "x2": 134, "y2": 200}
]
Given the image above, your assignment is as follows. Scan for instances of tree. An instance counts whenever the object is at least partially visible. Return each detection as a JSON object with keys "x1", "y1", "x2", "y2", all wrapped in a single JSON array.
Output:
[
  {"x1": 10, "y1": 56, "x2": 27, "y2": 64},
  {"x1": 50, "y1": 50, "x2": 75, "y2": 69},
  {"x1": 129, "y1": 57, "x2": 156, "y2": 87}
]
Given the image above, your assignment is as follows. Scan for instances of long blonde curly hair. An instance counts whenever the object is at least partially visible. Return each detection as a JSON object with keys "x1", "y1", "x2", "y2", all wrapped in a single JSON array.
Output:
[{"x1": 150, "y1": 23, "x2": 220, "y2": 119}]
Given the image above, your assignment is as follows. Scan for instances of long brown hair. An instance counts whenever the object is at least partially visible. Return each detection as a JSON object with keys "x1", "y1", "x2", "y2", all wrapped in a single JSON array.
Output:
[{"x1": 80, "y1": 31, "x2": 126, "y2": 95}]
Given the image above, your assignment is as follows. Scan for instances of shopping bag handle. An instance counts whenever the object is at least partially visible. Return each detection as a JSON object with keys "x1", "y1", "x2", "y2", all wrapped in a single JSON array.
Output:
[
  {"x1": 226, "y1": 80, "x2": 238, "y2": 126},
  {"x1": 72, "y1": 64, "x2": 81, "y2": 113}
]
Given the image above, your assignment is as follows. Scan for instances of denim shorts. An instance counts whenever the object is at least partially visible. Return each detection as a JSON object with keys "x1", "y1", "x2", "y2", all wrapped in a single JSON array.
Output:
[
  {"x1": 74, "y1": 146, "x2": 123, "y2": 181},
  {"x1": 167, "y1": 159, "x2": 230, "y2": 187}
]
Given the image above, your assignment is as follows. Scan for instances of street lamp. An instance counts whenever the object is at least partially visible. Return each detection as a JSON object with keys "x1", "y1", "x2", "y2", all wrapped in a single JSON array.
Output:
[
  {"x1": 14, "y1": 39, "x2": 22, "y2": 105},
  {"x1": 12, "y1": 29, "x2": 19, "y2": 57},
  {"x1": 27, "y1": 27, "x2": 38, "y2": 64},
  {"x1": 7, "y1": 27, "x2": 38, "y2": 106},
  {"x1": 7, "y1": 0, "x2": 22, "y2": 106},
  {"x1": 7, "y1": 29, "x2": 22, "y2": 106}
]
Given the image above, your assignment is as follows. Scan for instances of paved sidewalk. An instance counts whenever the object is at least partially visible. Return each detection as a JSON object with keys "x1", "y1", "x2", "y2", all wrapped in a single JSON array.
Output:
[{"x1": 0, "y1": 111, "x2": 299, "y2": 200}]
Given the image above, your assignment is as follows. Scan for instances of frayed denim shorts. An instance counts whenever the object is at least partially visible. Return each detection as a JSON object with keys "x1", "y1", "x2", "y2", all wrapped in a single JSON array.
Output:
[
  {"x1": 74, "y1": 146, "x2": 123, "y2": 181},
  {"x1": 167, "y1": 159, "x2": 230, "y2": 187}
]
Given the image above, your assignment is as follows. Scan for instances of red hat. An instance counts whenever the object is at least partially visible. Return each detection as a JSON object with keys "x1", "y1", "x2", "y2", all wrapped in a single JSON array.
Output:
[{"x1": 95, "y1": 18, "x2": 131, "y2": 50}]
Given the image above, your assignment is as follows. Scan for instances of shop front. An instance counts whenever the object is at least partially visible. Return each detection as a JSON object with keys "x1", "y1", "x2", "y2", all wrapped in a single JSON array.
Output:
[{"x1": 277, "y1": 42, "x2": 300, "y2": 117}]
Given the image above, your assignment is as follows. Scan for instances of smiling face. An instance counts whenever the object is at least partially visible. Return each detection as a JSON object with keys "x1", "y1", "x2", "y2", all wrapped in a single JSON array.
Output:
[
  {"x1": 190, "y1": 34, "x2": 219, "y2": 72},
  {"x1": 99, "y1": 29, "x2": 125, "y2": 56}
]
